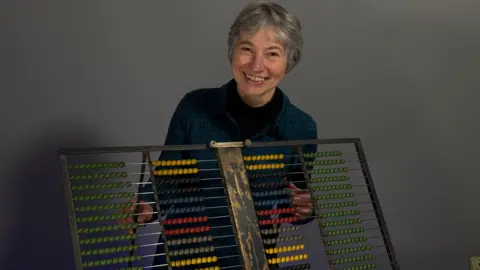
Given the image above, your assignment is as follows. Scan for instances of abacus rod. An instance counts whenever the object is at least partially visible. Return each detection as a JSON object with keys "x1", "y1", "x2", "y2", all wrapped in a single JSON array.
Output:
[
  {"x1": 59, "y1": 154, "x2": 84, "y2": 270},
  {"x1": 354, "y1": 140, "x2": 399, "y2": 270}
]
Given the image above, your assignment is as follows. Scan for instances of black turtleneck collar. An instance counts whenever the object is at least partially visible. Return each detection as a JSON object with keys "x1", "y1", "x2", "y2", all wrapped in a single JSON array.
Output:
[{"x1": 226, "y1": 80, "x2": 283, "y2": 140}]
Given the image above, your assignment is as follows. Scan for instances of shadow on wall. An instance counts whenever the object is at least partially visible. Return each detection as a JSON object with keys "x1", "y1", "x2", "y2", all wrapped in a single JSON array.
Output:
[{"x1": 2, "y1": 122, "x2": 106, "y2": 270}]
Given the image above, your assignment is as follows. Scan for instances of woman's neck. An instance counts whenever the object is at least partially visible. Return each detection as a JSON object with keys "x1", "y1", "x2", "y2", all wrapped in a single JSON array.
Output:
[{"x1": 238, "y1": 88, "x2": 276, "y2": 108}]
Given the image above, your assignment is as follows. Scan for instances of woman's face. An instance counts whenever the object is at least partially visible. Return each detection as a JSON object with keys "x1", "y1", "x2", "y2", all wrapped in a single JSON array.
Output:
[{"x1": 231, "y1": 26, "x2": 288, "y2": 106}]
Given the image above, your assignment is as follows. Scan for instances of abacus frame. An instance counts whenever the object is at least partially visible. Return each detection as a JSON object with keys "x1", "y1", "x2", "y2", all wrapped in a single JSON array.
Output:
[{"x1": 58, "y1": 137, "x2": 399, "y2": 270}]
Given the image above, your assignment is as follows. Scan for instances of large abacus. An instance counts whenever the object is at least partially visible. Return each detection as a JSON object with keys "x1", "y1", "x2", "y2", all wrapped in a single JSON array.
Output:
[{"x1": 59, "y1": 138, "x2": 399, "y2": 270}]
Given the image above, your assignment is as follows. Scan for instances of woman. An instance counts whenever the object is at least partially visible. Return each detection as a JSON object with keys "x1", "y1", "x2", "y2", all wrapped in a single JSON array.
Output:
[{"x1": 121, "y1": 1, "x2": 317, "y2": 268}]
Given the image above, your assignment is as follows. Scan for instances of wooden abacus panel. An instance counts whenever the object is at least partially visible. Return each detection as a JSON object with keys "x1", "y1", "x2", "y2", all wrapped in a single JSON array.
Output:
[{"x1": 59, "y1": 138, "x2": 399, "y2": 270}]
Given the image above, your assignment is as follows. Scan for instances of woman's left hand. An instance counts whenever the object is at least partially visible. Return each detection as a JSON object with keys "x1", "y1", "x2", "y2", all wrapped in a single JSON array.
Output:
[{"x1": 289, "y1": 183, "x2": 313, "y2": 219}]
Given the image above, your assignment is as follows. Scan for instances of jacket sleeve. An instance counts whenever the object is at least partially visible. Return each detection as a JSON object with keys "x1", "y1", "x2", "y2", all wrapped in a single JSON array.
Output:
[
  {"x1": 137, "y1": 94, "x2": 192, "y2": 221},
  {"x1": 284, "y1": 118, "x2": 318, "y2": 226}
]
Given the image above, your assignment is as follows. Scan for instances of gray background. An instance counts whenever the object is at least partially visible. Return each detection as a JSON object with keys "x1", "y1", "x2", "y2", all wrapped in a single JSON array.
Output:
[{"x1": 1, "y1": 0, "x2": 479, "y2": 269}]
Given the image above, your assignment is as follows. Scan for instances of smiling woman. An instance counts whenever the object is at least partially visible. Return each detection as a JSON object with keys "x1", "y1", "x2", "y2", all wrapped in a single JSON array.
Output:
[
  {"x1": 228, "y1": 1, "x2": 303, "y2": 107},
  {"x1": 120, "y1": 1, "x2": 318, "y2": 269}
]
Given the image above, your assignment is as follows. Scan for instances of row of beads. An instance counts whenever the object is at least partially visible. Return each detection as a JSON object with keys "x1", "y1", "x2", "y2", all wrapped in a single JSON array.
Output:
[
  {"x1": 167, "y1": 235, "x2": 213, "y2": 246},
  {"x1": 322, "y1": 218, "x2": 362, "y2": 228},
  {"x1": 163, "y1": 216, "x2": 208, "y2": 225},
  {"x1": 310, "y1": 175, "x2": 349, "y2": 183},
  {"x1": 76, "y1": 213, "x2": 133, "y2": 223},
  {"x1": 154, "y1": 168, "x2": 199, "y2": 176},
  {"x1": 268, "y1": 253, "x2": 308, "y2": 264},
  {"x1": 312, "y1": 184, "x2": 352, "y2": 192},
  {"x1": 157, "y1": 177, "x2": 200, "y2": 184},
  {"x1": 249, "y1": 171, "x2": 284, "y2": 178},
  {"x1": 70, "y1": 172, "x2": 128, "y2": 181},
  {"x1": 78, "y1": 223, "x2": 137, "y2": 234},
  {"x1": 332, "y1": 254, "x2": 373, "y2": 265},
  {"x1": 324, "y1": 227, "x2": 364, "y2": 237},
  {"x1": 81, "y1": 244, "x2": 139, "y2": 256},
  {"x1": 305, "y1": 159, "x2": 345, "y2": 166},
  {"x1": 69, "y1": 162, "x2": 125, "y2": 170},
  {"x1": 75, "y1": 202, "x2": 132, "y2": 212},
  {"x1": 304, "y1": 151, "x2": 343, "y2": 157},
  {"x1": 160, "y1": 206, "x2": 206, "y2": 215},
  {"x1": 164, "y1": 225, "x2": 211, "y2": 236},
  {"x1": 318, "y1": 201, "x2": 357, "y2": 209},
  {"x1": 315, "y1": 192, "x2": 354, "y2": 200},
  {"x1": 319, "y1": 210, "x2": 360, "y2": 219},
  {"x1": 119, "y1": 267, "x2": 144, "y2": 270},
  {"x1": 338, "y1": 264, "x2": 376, "y2": 270},
  {"x1": 72, "y1": 181, "x2": 132, "y2": 191},
  {"x1": 309, "y1": 167, "x2": 348, "y2": 174},
  {"x1": 169, "y1": 246, "x2": 215, "y2": 256},
  {"x1": 159, "y1": 196, "x2": 204, "y2": 205},
  {"x1": 329, "y1": 246, "x2": 372, "y2": 255},
  {"x1": 244, "y1": 154, "x2": 285, "y2": 161},
  {"x1": 326, "y1": 236, "x2": 368, "y2": 246},
  {"x1": 265, "y1": 244, "x2": 305, "y2": 254},
  {"x1": 255, "y1": 198, "x2": 290, "y2": 206},
  {"x1": 261, "y1": 226, "x2": 299, "y2": 235},
  {"x1": 73, "y1": 192, "x2": 135, "y2": 201},
  {"x1": 170, "y1": 256, "x2": 217, "y2": 267},
  {"x1": 246, "y1": 163, "x2": 285, "y2": 170},
  {"x1": 252, "y1": 190, "x2": 290, "y2": 197},
  {"x1": 152, "y1": 159, "x2": 198, "y2": 166},
  {"x1": 82, "y1": 255, "x2": 142, "y2": 268},
  {"x1": 257, "y1": 207, "x2": 295, "y2": 216},
  {"x1": 79, "y1": 234, "x2": 135, "y2": 245},
  {"x1": 280, "y1": 263, "x2": 311, "y2": 270},
  {"x1": 263, "y1": 235, "x2": 302, "y2": 245},
  {"x1": 259, "y1": 217, "x2": 297, "y2": 225},
  {"x1": 195, "y1": 267, "x2": 220, "y2": 270},
  {"x1": 251, "y1": 180, "x2": 288, "y2": 188},
  {"x1": 159, "y1": 187, "x2": 202, "y2": 194}
]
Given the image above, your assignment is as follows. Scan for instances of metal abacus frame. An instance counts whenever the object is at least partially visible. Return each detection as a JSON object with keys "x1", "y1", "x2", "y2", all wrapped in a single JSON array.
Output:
[{"x1": 59, "y1": 138, "x2": 400, "y2": 270}]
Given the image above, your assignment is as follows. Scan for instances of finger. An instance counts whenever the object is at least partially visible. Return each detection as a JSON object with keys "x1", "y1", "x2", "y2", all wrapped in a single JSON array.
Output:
[
  {"x1": 296, "y1": 207, "x2": 312, "y2": 215},
  {"x1": 119, "y1": 216, "x2": 134, "y2": 225},
  {"x1": 137, "y1": 213, "x2": 152, "y2": 224},
  {"x1": 292, "y1": 196, "x2": 312, "y2": 206},
  {"x1": 288, "y1": 183, "x2": 301, "y2": 191}
]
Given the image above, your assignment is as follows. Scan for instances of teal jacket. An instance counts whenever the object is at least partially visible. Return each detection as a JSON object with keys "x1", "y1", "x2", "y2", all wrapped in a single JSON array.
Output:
[{"x1": 138, "y1": 80, "x2": 318, "y2": 269}]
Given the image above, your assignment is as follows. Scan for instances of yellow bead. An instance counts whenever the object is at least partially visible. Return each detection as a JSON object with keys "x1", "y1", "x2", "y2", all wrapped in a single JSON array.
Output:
[
  {"x1": 260, "y1": 155, "x2": 265, "y2": 160},
  {"x1": 166, "y1": 160, "x2": 172, "y2": 166},
  {"x1": 212, "y1": 256, "x2": 217, "y2": 262},
  {"x1": 279, "y1": 153, "x2": 284, "y2": 159},
  {"x1": 171, "y1": 160, "x2": 177, "y2": 166},
  {"x1": 280, "y1": 163, "x2": 285, "y2": 168},
  {"x1": 192, "y1": 159, "x2": 197, "y2": 165},
  {"x1": 281, "y1": 257, "x2": 286, "y2": 263},
  {"x1": 193, "y1": 168, "x2": 199, "y2": 174},
  {"x1": 201, "y1": 257, "x2": 207, "y2": 263}
]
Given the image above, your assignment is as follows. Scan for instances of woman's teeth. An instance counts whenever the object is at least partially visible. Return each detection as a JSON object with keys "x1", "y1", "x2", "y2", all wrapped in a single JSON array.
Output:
[{"x1": 245, "y1": 73, "x2": 266, "y2": 82}]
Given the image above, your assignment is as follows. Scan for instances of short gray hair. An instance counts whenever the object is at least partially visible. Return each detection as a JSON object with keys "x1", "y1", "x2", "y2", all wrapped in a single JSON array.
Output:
[{"x1": 228, "y1": 1, "x2": 303, "y2": 73}]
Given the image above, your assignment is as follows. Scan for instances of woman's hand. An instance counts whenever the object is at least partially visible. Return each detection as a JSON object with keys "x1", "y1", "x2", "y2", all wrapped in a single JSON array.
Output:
[{"x1": 289, "y1": 183, "x2": 313, "y2": 219}]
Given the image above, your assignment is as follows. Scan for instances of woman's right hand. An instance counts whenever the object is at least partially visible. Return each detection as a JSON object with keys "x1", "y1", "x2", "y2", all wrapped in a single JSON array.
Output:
[{"x1": 119, "y1": 199, "x2": 154, "y2": 234}]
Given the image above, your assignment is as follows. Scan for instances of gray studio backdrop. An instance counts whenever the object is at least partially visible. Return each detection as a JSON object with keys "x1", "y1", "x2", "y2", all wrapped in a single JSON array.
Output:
[{"x1": 1, "y1": 1, "x2": 479, "y2": 269}]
